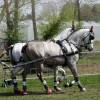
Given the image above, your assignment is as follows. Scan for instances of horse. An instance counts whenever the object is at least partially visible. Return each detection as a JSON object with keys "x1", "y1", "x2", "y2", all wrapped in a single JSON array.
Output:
[
  {"x1": 1, "y1": 27, "x2": 74, "y2": 95},
  {"x1": 11, "y1": 26, "x2": 95, "y2": 94}
]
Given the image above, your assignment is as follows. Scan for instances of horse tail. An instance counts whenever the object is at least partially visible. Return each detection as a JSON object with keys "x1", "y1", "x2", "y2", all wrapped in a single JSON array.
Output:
[
  {"x1": 22, "y1": 43, "x2": 32, "y2": 62},
  {"x1": 8, "y1": 45, "x2": 17, "y2": 65},
  {"x1": 22, "y1": 43, "x2": 28, "y2": 54}
]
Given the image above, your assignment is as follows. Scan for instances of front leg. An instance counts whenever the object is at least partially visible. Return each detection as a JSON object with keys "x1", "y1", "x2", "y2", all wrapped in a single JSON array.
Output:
[
  {"x1": 22, "y1": 67, "x2": 28, "y2": 95},
  {"x1": 11, "y1": 67, "x2": 21, "y2": 95},
  {"x1": 74, "y1": 76, "x2": 86, "y2": 91},
  {"x1": 67, "y1": 56, "x2": 86, "y2": 92}
]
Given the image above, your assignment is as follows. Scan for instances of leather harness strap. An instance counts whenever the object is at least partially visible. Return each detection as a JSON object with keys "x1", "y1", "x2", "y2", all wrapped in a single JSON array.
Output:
[{"x1": 56, "y1": 40, "x2": 79, "y2": 57}]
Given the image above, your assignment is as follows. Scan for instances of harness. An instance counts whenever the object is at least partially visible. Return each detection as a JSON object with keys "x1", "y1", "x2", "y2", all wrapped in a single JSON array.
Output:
[
  {"x1": 53, "y1": 29, "x2": 79, "y2": 57},
  {"x1": 56, "y1": 39, "x2": 79, "y2": 58}
]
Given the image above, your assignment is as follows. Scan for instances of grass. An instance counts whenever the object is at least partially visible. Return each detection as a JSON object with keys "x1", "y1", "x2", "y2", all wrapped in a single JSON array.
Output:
[
  {"x1": 78, "y1": 54, "x2": 100, "y2": 65},
  {"x1": 0, "y1": 75, "x2": 100, "y2": 100}
]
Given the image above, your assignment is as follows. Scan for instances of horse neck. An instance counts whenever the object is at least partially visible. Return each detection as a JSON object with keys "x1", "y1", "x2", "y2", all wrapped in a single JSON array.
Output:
[
  {"x1": 54, "y1": 28, "x2": 71, "y2": 41},
  {"x1": 69, "y1": 29, "x2": 89, "y2": 48}
]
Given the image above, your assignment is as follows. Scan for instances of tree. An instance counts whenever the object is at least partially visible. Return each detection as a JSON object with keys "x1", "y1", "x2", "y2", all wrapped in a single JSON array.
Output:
[
  {"x1": 4, "y1": 0, "x2": 20, "y2": 45},
  {"x1": 76, "y1": 0, "x2": 81, "y2": 27},
  {"x1": 13, "y1": 0, "x2": 19, "y2": 42},
  {"x1": 4, "y1": 0, "x2": 12, "y2": 31},
  {"x1": 31, "y1": 0, "x2": 38, "y2": 40},
  {"x1": 0, "y1": 5, "x2": 5, "y2": 23}
]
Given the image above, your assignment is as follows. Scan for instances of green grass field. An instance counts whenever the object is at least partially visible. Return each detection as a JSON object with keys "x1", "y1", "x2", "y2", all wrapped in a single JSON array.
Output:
[{"x1": 0, "y1": 75, "x2": 100, "y2": 100}]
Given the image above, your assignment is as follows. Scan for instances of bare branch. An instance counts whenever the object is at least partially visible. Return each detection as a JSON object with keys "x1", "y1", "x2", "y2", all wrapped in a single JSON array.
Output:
[{"x1": 0, "y1": 5, "x2": 5, "y2": 23}]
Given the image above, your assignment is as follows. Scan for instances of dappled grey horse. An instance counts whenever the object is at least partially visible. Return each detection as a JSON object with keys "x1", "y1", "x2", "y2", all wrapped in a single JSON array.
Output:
[
  {"x1": 11, "y1": 26, "x2": 95, "y2": 94},
  {"x1": 4, "y1": 28, "x2": 73, "y2": 94}
]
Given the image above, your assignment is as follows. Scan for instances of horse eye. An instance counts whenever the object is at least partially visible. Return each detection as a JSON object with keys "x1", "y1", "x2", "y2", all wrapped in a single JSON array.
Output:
[{"x1": 90, "y1": 35, "x2": 94, "y2": 40}]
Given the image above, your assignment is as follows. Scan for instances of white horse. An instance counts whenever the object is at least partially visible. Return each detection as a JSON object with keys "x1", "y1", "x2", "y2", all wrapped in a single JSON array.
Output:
[{"x1": 11, "y1": 26, "x2": 95, "y2": 94}]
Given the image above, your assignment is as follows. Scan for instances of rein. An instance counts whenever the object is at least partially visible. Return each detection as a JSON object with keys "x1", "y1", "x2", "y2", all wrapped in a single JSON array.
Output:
[
  {"x1": 60, "y1": 29, "x2": 80, "y2": 42},
  {"x1": 14, "y1": 50, "x2": 79, "y2": 68}
]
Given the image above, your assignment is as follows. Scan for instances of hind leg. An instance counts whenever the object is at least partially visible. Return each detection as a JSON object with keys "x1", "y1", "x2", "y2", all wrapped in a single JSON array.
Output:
[
  {"x1": 53, "y1": 66, "x2": 64, "y2": 92},
  {"x1": 56, "y1": 66, "x2": 70, "y2": 88},
  {"x1": 11, "y1": 66, "x2": 23, "y2": 94},
  {"x1": 37, "y1": 64, "x2": 52, "y2": 94},
  {"x1": 21, "y1": 66, "x2": 28, "y2": 95}
]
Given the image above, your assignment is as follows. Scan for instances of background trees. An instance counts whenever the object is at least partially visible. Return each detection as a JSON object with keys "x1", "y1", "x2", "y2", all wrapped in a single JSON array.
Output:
[{"x1": 0, "y1": 0, "x2": 99, "y2": 42}]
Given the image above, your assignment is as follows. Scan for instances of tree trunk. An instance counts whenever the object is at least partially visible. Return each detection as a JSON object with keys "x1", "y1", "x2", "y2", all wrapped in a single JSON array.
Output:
[
  {"x1": 0, "y1": 5, "x2": 5, "y2": 23},
  {"x1": 13, "y1": 0, "x2": 19, "y2": 41},
  {"x1": 31, "y1": 0, "x2": 38, "y2": 40},
  {"x1": 14, "y1": 0, "x2": 19, "y2": 34},
  {"x1": 4, "y1": 0, "x2": 12, "y2": 31},
  {"x1": 76, "y1": 0, "x2": 81, "y2": 27}
]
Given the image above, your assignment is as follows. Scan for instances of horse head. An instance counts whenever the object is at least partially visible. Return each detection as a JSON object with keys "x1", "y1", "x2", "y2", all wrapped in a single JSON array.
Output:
[
  {"x1": 82, "y1": 26, "x2": 95, "y2": 51},
  {"x1": 68, "y1": 26, "x2": 95, "y2": 51}
]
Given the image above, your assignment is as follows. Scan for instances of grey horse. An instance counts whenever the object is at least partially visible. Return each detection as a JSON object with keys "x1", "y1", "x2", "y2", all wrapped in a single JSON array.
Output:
[
  {"x1": 11, "y1": 26, "x2": 95, "y2": 94},
  {"x1": 7, "y1": 28, "x2": 73, "y2": 95}
]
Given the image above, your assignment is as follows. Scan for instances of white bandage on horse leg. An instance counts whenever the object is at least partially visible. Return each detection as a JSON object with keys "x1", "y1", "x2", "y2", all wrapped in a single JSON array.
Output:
[
  {"x1": 22, "y1": 81, "x2": 26, "y2": 86},
  {"x1": 43, "y1": 80, "x2": 47, "y2": 85},
  {"x1": 54, "y1": 81, "x2": 59, "y2": 87},
  {"x1": 13, "y1": 79, "x2": 17, "y2": 83}
]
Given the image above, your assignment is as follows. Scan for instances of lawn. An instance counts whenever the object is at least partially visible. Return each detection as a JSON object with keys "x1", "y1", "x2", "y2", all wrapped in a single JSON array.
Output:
[{"x1": 0, "y1": 75, "x2": 100, "y2": 100}]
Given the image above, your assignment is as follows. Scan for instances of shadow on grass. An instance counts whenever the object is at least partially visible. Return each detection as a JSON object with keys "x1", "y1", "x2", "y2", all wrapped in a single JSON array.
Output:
[{"x1": 0, "y1": 90, "x2": 65, "y2": 96}]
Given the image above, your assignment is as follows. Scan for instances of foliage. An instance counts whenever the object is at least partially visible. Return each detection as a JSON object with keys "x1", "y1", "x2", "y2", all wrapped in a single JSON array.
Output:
[
  {"x1": 38, "y1": 1, "x2": 100, "y2": 40},
  {"x1": 81, "y1": 4, "x2": 100, "y2": 21},
  {"x1": 5, "y1": 19, "x2": 20, "y2": 45},
  {"x1": 41, "y1": 17, "x2": 62, "y2": 40},
  {"x1": 5, "y1": 30, "x2": 21, "y2": 45},
  {"x1": 60, "y1": 2, "x2": 75, "y2": 22},
  {"x1": 4, "y1": 0, "x2": 21, "y2": 45},
  {"x1": 38, "y1": 2, "x2": 75, "y2": 40}
]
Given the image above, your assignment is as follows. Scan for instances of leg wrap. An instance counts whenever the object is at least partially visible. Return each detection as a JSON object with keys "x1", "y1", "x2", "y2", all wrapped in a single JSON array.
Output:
[
  {"x1": 22, "y1": 81, "x2": 27, "y2": 91},
  {"x1": 74, "y1": 77, "x2": 79, "y2": 82},
  {"x1": 13, "y1": 77, "x2": 18, "y2": 89},
  {"x1": 74, "y1": 77, "x2": 83, "y2": 90},
  {"x1": 43, "y1": 80, "x2": 48, "y2": 90}
]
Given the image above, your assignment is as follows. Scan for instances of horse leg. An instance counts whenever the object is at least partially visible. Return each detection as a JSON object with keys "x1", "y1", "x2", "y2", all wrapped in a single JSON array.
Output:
[
  {"x1": 57, "y1": 66, "x2": 70, "y2": 88},
  {"x1": 11, "y1": 67, "x2": 22, "y2": 94},
  {"x1": 54, "y1": 66, "x2": 63, "y2": 92},
  {"x1": 21, "y1": 67, "x2": 28, "y2": 95},
  {"x1": 36, "y1": 64, "x2": 52, "y2": 94},
  {"x1": 67, "y1": 57, "x2": 86, "y2": 91}
]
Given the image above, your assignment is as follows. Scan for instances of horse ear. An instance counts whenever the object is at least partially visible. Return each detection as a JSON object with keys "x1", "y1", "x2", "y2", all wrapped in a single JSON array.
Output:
[{"x1": 90, "y1": 26, "x2": 93, "y2": 32}]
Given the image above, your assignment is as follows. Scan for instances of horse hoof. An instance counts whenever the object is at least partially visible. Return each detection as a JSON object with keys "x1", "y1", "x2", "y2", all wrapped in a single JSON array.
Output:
[
  {"x1": 47, "y1": 88, "x2": 52, "y2": 94},
  {"x1": 63, "y1": 83, "x2": 70, "y2": 88},
  {"x1": 22, "y1": 91, "x2": 28, "y2": 95},
  {"x1": 80, "y1": 88, "x2": 86, "y2": 92},
  {"x1": 69, "y1": 81, "x2": 75, "y2": 87},
  {"x1": 14, "y1": 89, "x2": 22, "y2": 95},
  {"x1": 54, "y1": 87, "x2": 63, "y2": 92}
]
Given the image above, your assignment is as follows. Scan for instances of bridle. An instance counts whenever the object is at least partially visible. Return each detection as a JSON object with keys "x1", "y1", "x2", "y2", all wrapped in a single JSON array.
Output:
[
  {"x1": 79, "y1": 31, "x2": 95, "y2": 49},
  {"x1": 66, "y1": 31, "x2": 95, "y2": 52}
]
